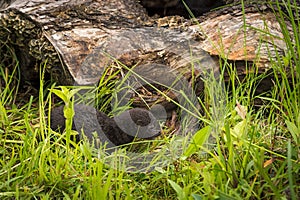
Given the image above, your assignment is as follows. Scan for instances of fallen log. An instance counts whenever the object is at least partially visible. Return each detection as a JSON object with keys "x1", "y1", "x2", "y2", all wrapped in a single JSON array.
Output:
[{"x1": 0, "y1": 0, "x2": 294, "y2": 103}]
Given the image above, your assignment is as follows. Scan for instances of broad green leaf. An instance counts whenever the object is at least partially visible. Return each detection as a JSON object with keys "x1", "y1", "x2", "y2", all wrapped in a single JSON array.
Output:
[
  {"x1": 0, "y1": 101, "x2": 8, "y2": 122},
  {"x1": 286, "y1": 120, "x2": 300, "y2": 145},
  {"x1": 167, "y1": 179, "x2": 186, "y2": 200},
  {"x1": 183, "y1": 125, "x2": 211, "y2": 158},
  {"x1": 192, "y1": 194, "x2": 202, "y2": 200},
  {"x1": 233, "y1": 119, "x2": 247, "y2": 138},
  {"x1": 50, "y1": 88, "x2": 68, "y2": 103},
  {"x1": 68, "y1": 88, "x2": 84, "y2": 100}
]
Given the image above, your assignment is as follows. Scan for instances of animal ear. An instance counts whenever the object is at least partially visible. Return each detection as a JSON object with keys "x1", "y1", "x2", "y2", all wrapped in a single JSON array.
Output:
[{"x1": 114, "y1": 108, "x2": 160, "y2": 139}]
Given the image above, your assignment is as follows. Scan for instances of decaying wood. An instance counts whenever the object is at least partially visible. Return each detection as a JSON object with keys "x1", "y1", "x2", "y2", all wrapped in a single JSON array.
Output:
[
  {"x1": 0, "y1": 0, "x2": 293, "y2": 88},
  {"x1": 0, "y1": 0, "x2": 150, "y2": 84},
  {"x1": 198, "y1": 10, "x2": 288, "y2": 65}
]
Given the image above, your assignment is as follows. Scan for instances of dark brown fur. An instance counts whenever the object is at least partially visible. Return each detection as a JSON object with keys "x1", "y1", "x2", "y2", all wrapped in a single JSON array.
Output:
[{"x1": 50, "y1": 104, "x2": 160, "y2": 147}]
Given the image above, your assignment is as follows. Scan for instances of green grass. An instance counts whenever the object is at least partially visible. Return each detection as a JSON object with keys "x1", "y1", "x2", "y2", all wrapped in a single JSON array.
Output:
[{"x1": 1, "y1": 1, "x2": 300, "y2": 199}]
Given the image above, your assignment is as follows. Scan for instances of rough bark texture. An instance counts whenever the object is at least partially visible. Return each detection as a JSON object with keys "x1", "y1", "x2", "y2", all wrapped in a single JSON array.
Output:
[
  {"x1": 0, "y1": 0, "x2": 151, "y2": 84},
  {"x1": 0, "y1": 0, "x2": 294, "y2": 89}
]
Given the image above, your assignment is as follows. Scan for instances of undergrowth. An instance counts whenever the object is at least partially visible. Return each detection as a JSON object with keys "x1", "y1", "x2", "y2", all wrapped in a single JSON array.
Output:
[{"x1": 0, "y1": 0, "x2": 299, "y2": 199}]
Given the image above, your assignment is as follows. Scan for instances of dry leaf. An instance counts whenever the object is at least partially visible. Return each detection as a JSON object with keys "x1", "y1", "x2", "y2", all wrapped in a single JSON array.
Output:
[
  {"x1": 235, "y1": 100, "x2": 247, "y2": 119},
  {"x1": 263, "y1": 157, "x2": 275, "y2": 168}
]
